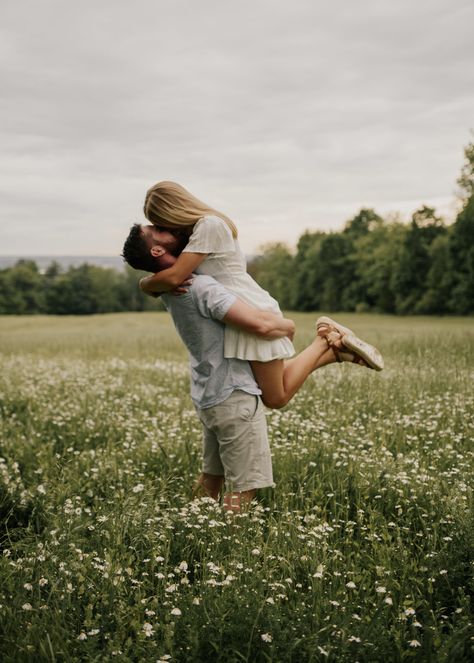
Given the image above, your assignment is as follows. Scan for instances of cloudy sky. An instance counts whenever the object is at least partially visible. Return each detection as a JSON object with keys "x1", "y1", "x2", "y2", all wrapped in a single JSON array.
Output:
[{"x1": 1, "y1": 0, "x2": 473, "y2": 256}]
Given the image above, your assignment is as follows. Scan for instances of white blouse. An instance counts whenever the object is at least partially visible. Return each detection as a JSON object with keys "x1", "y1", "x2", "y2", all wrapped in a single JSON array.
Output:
[{"x1": 182, "y1": 216, "x2": 295, "y2": 362}]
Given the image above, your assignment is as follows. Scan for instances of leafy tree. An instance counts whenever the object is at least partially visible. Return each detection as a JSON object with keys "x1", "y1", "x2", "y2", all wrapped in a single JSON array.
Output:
[
  {"x1": 248, "y1": 243, "x2": 295, "y2": 309},
  {"x1": 0, "y1": 261, "x2": 44, "y2": 314},
  {"x1": 353, "y1": 222, "x2": 406, "y2": 313},
  {"x1": 392, "y1": 207, "x2": 446, "y2": 313},
  {"x1": 449, "y1": 140, "x2": 474, "y2": 313},
  {"x1": 117, "y1": 265, "x2": 164, "y2": 312},
  {"x1": 416, "y1": 233, "x2": 453, "y2": 314},
  {"x1": 343, "y1": 208, "x2": 384, "y2": 239},
  {"x1": 291, "y1": 231, "x2": 327, "y2": 311},
  {"x1": 456, "y1": 137, "x2": 474, "y2": 203}
]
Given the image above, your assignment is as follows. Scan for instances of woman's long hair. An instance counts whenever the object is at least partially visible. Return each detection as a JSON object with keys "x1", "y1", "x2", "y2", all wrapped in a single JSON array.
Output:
[{"x1": 144, "y1": 181, "x2": 238, "y2": 238}]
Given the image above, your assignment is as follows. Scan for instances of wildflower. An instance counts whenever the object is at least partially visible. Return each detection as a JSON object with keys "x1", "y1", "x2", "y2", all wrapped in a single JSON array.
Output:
[
  {"x1": 37, "y1": 484, "x2": 46, "y2": 495},
  {"x1": 251, "y1": 548, "x2": 261, "y2": 556},
  {"x1": 22, "y1": 603, "x2": 33, "y2": 611},
  {"x1": 261, "y1": 633, "x2": 272, "y2": 642},
  {"x1": 384, "y1": 597, "x2": 393, "y2": 605},
  {"x1": 348, "y1": 635, "x2": 361, "y2": 643},
  {"x1": 142, "y1": 622, "x2": 154, "y2": 637},
  {"x1": 132, "y1": 483, "x2": 144, "y2": 493},
  {"x1": 178, "y1": 561, "x2": 188, "y2": 572},
  {"x1": 266, "y1": 597, "x2": 275, "y2": 604},
  {"x1": 317, "y1": 646, "x2": 329, "y2": 657},
  {"x1": 346, "y1": 581, "x2": 356, "y2": 589},
  {"x1": 77, "y1": 632, "x2": 87, "y2": 641},
  {"x1": 408, "y1": 639, "x2": 421, "y2": 647},
  {"x1": 23, "y1": 583, "x2": 33, "y2": 591},
  {"x1": 439, "y1": 569, "x2": 448, "y2": 575},
  {"x1": 88, "y1": 629, "x2": 100, "y2": 636},
  {"x1": 170, "y1": 607, "x2": 181, "y2": 616},
  {"x1": 404, "y1": 607, "x2": 416, "y2": 616},
  {"x1": 192, "y1": 598, "x2": 200, "y2": 605},
  {"x1": 207, "y1": 562, "x2": 220, "y2": 575},
  {"x1": 38, "y1": 577, "x2": 48, "y2": 587}
]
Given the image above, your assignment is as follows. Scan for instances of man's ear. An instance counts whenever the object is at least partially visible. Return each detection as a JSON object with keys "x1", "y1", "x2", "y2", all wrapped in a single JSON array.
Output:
[{"x1": 150, "y1": 245, "x2": 164, "y2": 258}]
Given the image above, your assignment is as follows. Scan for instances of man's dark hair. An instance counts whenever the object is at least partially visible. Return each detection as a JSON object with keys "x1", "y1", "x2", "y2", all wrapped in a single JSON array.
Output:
[{"x1": 122, "y1": 224, "x2": 158, "y2": 272}]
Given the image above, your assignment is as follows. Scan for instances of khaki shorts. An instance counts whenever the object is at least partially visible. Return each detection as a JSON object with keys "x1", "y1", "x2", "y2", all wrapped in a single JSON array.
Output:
[{"x1": 197, "y1": 390, "x2": 274, "y2": 493}]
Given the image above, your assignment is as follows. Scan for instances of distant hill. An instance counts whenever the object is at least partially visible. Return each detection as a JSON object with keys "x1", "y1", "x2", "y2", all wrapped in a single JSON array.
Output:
[{"x1": 0, "y1": 256, "x2": 125, "y2": 272}]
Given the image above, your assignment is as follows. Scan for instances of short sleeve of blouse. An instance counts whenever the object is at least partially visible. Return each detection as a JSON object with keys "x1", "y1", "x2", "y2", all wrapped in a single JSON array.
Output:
[{"x1": 182, "y1": 216, "x2": 235, "y2": 254}]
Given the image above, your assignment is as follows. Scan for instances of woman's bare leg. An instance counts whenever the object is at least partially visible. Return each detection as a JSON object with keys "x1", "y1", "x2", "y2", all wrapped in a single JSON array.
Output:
[{"x1": 251, "y1": 336, "x2": 337, "y2": 409}]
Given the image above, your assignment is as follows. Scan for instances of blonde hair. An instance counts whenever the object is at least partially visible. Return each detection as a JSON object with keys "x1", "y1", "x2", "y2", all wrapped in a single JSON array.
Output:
[{"x1": 144, "y1": 181, "x2": 238, "y2": 238}]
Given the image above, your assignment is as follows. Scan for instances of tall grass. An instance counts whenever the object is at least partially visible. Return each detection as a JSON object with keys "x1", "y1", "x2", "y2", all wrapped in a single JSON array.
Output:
[{"x1": 0, "y1": 313, "x2": 473, "y2": 662}]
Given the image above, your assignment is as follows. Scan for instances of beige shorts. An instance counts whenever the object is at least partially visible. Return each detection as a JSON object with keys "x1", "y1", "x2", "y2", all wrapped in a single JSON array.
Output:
[{"x1": 197, "y1": 390, "x2": 274, "y2": 493}]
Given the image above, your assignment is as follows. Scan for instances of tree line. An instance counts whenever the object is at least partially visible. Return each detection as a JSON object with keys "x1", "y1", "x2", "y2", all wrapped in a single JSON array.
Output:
[
  {"x1": 1, "y1": 141, "x2": 473, "y2": 316},
  {"x1": 0, "y1": 261, "x2": 162, "y2": 315},
  {"x1": 249, "y1": 141, "x2": 474, "y2": 315}
]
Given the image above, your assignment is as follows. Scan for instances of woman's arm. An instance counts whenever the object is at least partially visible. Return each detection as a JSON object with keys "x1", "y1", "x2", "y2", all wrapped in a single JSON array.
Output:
[{"x1": 140, "y1": 252, "x2": 208, "y2": 294}]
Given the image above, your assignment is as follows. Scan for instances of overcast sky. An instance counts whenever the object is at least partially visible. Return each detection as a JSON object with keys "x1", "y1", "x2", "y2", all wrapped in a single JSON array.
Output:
[{"x1": 1, "y1": 0, "x2": 473, "y2": 256}]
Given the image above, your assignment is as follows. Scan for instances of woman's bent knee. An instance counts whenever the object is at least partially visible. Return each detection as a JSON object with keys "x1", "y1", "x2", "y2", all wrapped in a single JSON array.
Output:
[{"x1": 261, "y1": 394, "x2": 287, "y2": 409}]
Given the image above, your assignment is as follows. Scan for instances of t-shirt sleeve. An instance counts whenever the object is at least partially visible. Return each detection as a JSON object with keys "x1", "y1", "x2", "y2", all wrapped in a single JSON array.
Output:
[
  {"x1": 192, "y1": 276, "x2": 237, "y2": 320},
  {"x1": 182, "y1": 216, "x2": 235, "y2": 254}
]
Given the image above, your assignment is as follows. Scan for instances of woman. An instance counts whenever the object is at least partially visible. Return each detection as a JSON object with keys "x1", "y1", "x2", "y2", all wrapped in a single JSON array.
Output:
[{"x1": 139, "y1": 181, "x2": 383, "y2": 407}]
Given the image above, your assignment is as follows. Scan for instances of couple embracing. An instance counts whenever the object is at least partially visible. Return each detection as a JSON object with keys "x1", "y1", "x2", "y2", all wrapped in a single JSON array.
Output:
[{"x1": 122, "y1": 182, "x2": 383, "y2": 512}]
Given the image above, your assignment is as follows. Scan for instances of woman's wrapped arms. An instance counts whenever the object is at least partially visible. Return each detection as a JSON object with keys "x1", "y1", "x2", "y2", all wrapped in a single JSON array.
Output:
[{"x1": 140, "y1": 252, "x2": 207, "y2": 294}]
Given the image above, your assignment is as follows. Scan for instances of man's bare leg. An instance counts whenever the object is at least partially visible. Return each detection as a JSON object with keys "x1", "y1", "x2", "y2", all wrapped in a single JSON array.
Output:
[
  {"x1": 193, "y1": 473, "x2": 224, "y2": 500},
  {"x1": 223, "y1": 489, "x2": 257, "y2": 513},
  {"x1": 194, "y1": 476, "x2": 256, "y2": 513}
]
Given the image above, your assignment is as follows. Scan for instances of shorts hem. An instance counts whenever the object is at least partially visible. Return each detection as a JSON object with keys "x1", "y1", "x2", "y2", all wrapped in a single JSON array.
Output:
[{"x1": 225, "y1": 481, "x2": 276, "y2": 492}]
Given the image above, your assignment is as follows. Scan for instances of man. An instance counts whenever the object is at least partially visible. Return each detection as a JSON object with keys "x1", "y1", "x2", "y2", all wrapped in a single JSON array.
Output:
[{"x1": 122, "y1": 224, "x2": 296, "y2": 512}]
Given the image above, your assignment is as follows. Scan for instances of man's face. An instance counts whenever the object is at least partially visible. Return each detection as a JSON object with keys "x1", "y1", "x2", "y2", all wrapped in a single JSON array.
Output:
[{"x1": 141, "y1": 225, "x2": 186, "y2": 255}]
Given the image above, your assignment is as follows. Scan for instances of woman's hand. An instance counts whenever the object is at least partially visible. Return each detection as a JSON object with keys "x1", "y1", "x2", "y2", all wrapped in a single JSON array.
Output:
[{"x1": 170, "y1": 276, "x2": 194, "y2": 296}]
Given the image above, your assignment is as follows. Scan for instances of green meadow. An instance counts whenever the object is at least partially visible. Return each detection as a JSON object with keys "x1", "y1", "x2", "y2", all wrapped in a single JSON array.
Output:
[{"x1": 0, "y1": 313, "x2": 473, "y2": 662}]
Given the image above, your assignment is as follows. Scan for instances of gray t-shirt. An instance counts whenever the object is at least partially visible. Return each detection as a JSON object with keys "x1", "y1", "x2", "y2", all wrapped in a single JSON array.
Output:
[{"x1": 161, "y1": 275, "x2": 261, "y2": 409}]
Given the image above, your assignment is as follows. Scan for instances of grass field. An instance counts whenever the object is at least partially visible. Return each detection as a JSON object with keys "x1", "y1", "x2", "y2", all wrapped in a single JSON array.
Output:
[{"x1": 0, "y1": 312, "x2": 473, "y2": 662}]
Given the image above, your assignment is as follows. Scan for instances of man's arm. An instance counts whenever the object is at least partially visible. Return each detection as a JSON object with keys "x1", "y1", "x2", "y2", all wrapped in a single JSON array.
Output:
[{"x1": 223, "y1": 299, "x2": 295, "y2": 341}]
